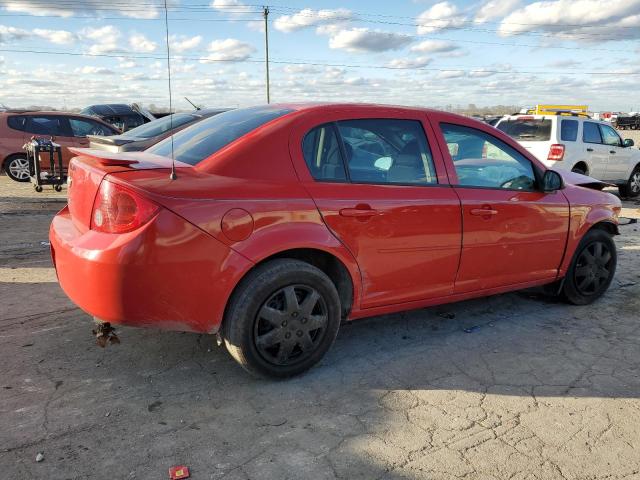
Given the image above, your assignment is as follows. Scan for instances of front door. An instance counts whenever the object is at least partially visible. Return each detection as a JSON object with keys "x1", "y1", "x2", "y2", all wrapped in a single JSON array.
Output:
[
  {"x1": 599, "y1": 123, "x2": 632, "y2": 182},
  {"x1": 433, "y1": 121, "x2": 570, "y2": 293},
  {"x1": 295, "y1": 117, "x2": 462, "y2": 308}
]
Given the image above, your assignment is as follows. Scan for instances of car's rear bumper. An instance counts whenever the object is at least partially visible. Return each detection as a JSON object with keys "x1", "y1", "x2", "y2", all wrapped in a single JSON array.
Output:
[{"x1": 50, "y1": 205, "x2": 253, "y2": 333}]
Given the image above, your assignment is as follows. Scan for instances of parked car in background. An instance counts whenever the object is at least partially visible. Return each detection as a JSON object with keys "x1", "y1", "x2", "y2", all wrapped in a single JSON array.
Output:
[
  {"x1": 88, "y1": 108, "x2": 229, "y2": 153},
  {"x1": 0, "y1": 111, "x2": 119, "y2": 182},
  {"x1": 495, "y1": 113, "x2": 640, "y2": 197},
  {"x1": 51, "y1": 104, "x2": 621, "y2": 378},
  {"x1": 80, "y1": 104, "x2": 155, "y2": 132},
  {"x1": 615, "y1": 114, "x2": 640, "y2": 130}
]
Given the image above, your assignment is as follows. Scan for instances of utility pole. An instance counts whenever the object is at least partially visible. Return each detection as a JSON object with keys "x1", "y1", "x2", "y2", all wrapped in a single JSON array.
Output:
[{"x1": 263, "y1": 5, "x2": 270, "y2": 104}]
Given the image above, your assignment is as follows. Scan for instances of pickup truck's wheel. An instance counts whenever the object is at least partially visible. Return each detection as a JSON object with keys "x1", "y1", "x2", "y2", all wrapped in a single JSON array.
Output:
[
  {"x1": 4, "y1": 155, "x2": 30, "y2": 182},
  {"x1": 618, "y1": 166, "x2": 640, "y2": 198},
  {"x1": 223, "y1": 259, "x2": 341, "y2": 378},
  {"x1": 562, "y1": 229, "x2": 616, "y2": 305}
]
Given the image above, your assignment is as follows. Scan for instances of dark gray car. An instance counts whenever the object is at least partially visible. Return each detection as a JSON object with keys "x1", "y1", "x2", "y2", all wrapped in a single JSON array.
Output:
[{"x1": 87, "y1": 108, "x2": 229, "y2": 153}]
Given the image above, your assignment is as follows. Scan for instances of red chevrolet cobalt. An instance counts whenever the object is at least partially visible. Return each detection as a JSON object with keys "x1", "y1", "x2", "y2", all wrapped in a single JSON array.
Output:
[{"x1": 50, "y1": 104, "x2": 621, "y2": 377}]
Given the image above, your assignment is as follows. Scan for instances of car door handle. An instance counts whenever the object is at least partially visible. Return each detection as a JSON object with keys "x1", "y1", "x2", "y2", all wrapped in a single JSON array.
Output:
[
  {"x1": 470, "y1": 208, "x2": 498, "y2": 216},
  {"x1": 339, "y1": 207, "x2": 379, "y2": 218},
  {"x1": 586, "y1": 148, "x2": 594, "y2": 152},
  {"x1": 609, "y1": 150, "x2": 616, "y2": 154}
]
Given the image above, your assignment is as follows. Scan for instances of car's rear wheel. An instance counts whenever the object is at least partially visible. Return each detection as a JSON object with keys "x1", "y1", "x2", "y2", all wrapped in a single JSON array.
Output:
[
  {"x1": 4, "y1": 155, "x2": 30, "y2": 182},
  {"x1": 562, "y1": 229, "x2": 616, "y2": 305},
  {"x1": 571, "y1": 164, "x2": 587, "y2": 175},
  {"x1": 223, "y1": 259, "x2": 341, "y2": 378},
  {"x1": 618, "y1": 166, "x2": 640, "y2": 198}
]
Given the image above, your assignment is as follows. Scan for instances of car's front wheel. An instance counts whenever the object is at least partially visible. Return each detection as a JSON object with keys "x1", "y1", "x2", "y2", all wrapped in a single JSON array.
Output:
[
  {"x1": 223, "y1": 259, "x2": 341, "y2": 378},
  {"x1": 562, "y1": 229, "x2": 617, "y2": 305},
  {"x1": 618, "y1": 166, "x2": 640, "y2": 198},
  {"x1": 4, "y1": 155, "x2": 30, "y2": 182}
]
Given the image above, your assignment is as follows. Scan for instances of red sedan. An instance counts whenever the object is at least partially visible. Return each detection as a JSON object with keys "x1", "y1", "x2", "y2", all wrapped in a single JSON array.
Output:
[{"x1": 50, "y1": 104, "x2": 621, "y2": 377}]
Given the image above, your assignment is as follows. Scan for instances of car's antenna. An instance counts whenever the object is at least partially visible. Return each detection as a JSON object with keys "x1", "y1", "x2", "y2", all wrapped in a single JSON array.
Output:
[
  {"x1": 184, "y1": 97, "x2": 200, "y2": 110},
  {"x1": 163, "y1": 0, "x2": 177, "y2": 180}
]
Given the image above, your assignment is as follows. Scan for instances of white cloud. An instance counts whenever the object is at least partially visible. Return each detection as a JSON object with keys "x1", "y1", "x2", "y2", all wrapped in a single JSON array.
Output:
[
  {"x1": 2, "y1": 0, "x2": 159, "y2": 18},
  {"x1": 83, "y1": 25, "x2": 121, "y2": 55},
  {"x1": 498, "y1": 0, "x2": 640, "y2": 40},
  {"x1": 169, "y1": 35, "x2": 202, "y2": 53},
  {"x1": 283, "y1": 64, "x2": 321, "y2": 74},
  {"x1": 475, "y1": 0, "x2": 521, "y2": 23},
  {"x1": 200, "y1": 38, "x2": 255, "y2": 62},
  {"x1": 417, "y1": 2, "x2": 466, "y2": 34},
  {"x1": 210, "y1": 0, "x2": 255, "y2": 14},
  {"x1": 118, "y1": 59, "x2": 138, "y2": 68},
  {"x1": 438, "y1": 70, "x2": 466, "y2": 79},
  {"x1": 0, "y1": 25, "x2": 30, "y2": 43},
  {"x1": 33, "y1": 28, "x2": 76, "y2": 45},
  {"x1": 129, "y1": 33, "x2": 157, "y2": 53},
  {"x1": 274, "y1": 8, "x2": 352, "y2": 33},
  {"x1": 75, "y1": 66, "x2": 115, "y2": 75},
  {"x1": 410, "y1": 40, "x2": 460, "y2": 54},
  {"x1": 387, "y1": 56, "x2": 432, "y2": 69},
  {"x1": 329, "y1": 28, "x2": 412, "y2": 53}
]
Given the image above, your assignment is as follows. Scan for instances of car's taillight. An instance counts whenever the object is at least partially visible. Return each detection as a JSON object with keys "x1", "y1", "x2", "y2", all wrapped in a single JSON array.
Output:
[
  {"x1": 547, "y1": 144, "x2": 565, "y2": 161},
  {"x1": 91, "y1": 180, "x2": 159, "y2": 233}
]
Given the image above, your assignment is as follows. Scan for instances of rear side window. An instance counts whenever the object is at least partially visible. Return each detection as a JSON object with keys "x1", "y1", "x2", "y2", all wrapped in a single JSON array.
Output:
[
  {"x1": 496, "y1": 118, "x2": 551, "y2": 141},
  {"x1": 560, "y1": 120, "x2": 578, "y2": 141},
  {"x1": 7, "y1": 115, "x2": 27, "y2": 131},
  {"x1": 148, "y1": 106, "x2": 293, "y2": 165},
  {"x1": 303, "y1": 124, "x2": 347, "y2": 182},
  {"x1": 583, "y1": 122, "x2": 602, "y2": 144}
]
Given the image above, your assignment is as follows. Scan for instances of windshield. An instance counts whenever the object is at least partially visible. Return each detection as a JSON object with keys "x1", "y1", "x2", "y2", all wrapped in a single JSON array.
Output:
[
  {"x1": 496, "y1": 119, "x2": 552, "y2": 141},
  {"x1": 124, "y1": 113, "x2": 196, "y2": 139},
  {"x1": 148, "y1": 105, "x2": 293, "y2": 165}
]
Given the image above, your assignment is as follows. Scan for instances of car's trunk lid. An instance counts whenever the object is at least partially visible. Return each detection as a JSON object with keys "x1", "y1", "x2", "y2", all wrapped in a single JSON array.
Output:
[{"x1": 67, "y1": 148, "x2": 189, "y2": 231}]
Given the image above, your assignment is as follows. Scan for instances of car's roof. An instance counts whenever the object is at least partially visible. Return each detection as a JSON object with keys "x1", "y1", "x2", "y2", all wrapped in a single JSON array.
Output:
[
  {"x1": 0, "y1": 110, "x2": 107, "y2": 118},
  {"x1": 271, "y1": 102, "x2": 442, "y2": 115},
  {"x1": 84, "y1": 104, "x2": 138, "y2": 115}
]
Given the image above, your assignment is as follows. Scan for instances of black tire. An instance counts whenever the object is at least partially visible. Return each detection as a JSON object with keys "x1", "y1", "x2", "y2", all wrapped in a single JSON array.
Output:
[
  {"x1": 562, "y1": 229, "x2": 616, "y2": 305},
  {"x1": 571, "y1": 164, "x2": 587, "y2": 175},
  {"x1": 3, "y1": 155, "x2": 30, "y2": 182},
  {"x1": 618, "y1": 166, "x2": 640, "y2": 198},
  {"x1": 223, "y1": 259, "x2": 341, "y2": 378}
]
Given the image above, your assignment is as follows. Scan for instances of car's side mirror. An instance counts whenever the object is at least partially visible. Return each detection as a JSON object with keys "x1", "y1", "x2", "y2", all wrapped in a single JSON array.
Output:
[
  {"x1": 623, "y1": 138, "x2": 635, "y2": 148},
  {"x1": 542, "y1": 170, "x2": 564, "y2": 192}
]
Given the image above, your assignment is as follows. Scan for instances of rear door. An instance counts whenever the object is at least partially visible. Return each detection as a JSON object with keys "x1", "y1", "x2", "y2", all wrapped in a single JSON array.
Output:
[
  {"x1": 430, "y1": 115, "x2": 569, "y2": 293},
  {"x1": 68, "y1": 116, "x2": 117, "y2": 148},
  {"x1": 290, "y1": 113, "x2": 462, "y2": 309},
  {"x1": 599, "y1": 123, "x2": 631, "y2": 182},
  {"x1": 25, "y1": 115, "x2": 76, "y2": 169},
  {"x1": 582, "y1": 121, "x2": 609, "y2": 179}
]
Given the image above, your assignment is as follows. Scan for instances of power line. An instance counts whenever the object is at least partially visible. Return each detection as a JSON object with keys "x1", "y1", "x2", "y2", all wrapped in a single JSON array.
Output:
[{"x1": 1, "y1": 47, "x2": 639, "y2": 76}]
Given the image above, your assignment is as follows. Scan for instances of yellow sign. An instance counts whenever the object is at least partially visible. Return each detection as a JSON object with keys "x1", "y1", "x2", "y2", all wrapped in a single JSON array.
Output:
[{"x1": 534, "y1": 104, "x2": 588, "y2": 115}]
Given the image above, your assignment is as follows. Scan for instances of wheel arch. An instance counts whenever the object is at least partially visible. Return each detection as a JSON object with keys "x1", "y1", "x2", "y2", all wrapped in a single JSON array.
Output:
[
  {"x1": 571, "y1": 161, "x2": 589, "y2": 175},
  {"x1": 220, "y1": 245, "x2": 361, "y2": 334}
]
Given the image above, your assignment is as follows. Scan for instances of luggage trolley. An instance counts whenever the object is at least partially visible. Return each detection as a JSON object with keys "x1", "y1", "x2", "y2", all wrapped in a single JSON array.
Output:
[{"x1": 24, "y1": 137, "x2": 65, "y2": 192}]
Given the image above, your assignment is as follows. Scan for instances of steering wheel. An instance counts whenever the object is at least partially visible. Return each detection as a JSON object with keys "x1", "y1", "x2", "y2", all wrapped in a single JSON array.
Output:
[{"x1": 500, "y1": 175, "x2": 533, "y2": 190}]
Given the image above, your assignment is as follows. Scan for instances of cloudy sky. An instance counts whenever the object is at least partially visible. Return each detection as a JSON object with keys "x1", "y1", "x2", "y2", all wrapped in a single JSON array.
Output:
[{"x1": 0, "y1": 0, "x2": 639, "y2": 111}]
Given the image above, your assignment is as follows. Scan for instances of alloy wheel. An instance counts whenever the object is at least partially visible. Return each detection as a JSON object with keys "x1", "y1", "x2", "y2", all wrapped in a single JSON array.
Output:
[
  {"x1": 573, "y1": 241, "x2": 613, "y2": 296},
  {"x1": 631, "y1": 172, "x2": 640, "y2": 194},
  {"x1": 8, "y1": 157, "x2": 30, "y2": 181},
  {"x1": 254, "y1": 285, "x2": 328, "y2": 366}
]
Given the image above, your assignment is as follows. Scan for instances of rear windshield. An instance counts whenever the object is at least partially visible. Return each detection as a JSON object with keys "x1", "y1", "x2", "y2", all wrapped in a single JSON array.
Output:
[
  {"x1": 496, "y1": 118, "x2": 552, "y2": 141},
  {"x1": 148, "y1": 105, "x2": 293, "y2": 165},
  {"x1": 125, "y1": 113, "x2": 195, "y2": 139}
]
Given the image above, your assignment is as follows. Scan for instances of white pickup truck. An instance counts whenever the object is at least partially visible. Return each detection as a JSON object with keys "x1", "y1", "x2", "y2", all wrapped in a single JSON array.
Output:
[{"x1": 495, "y1": 114, "x2": 640, "y2": 197}]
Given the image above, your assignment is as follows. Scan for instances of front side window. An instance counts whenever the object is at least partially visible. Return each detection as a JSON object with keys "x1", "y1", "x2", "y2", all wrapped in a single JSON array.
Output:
[
  {"x1": 599, "y1": 124, "x2": 622, "y2": 147},
  {"x1": 583, "y1": 122, "x2": 602, "y2": 144},
  {"x1": 7, "y1": 115, "x2": 27, "y2": 132},
  {"x1": 25, "y1": 116, "x2": 68, "y2": 136},
  {"x1": 561, "y1": 120, "x2": 578, "y2": 142},
  {"x1": 441, "y1": 123, "x2": 537, "y2": 190},
  {"x1": 69, "y1": 118, "x2": 116, "y2": 137},
  {"x1": 149, "y1": 106, "x2": 293, "y2": 166}
]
